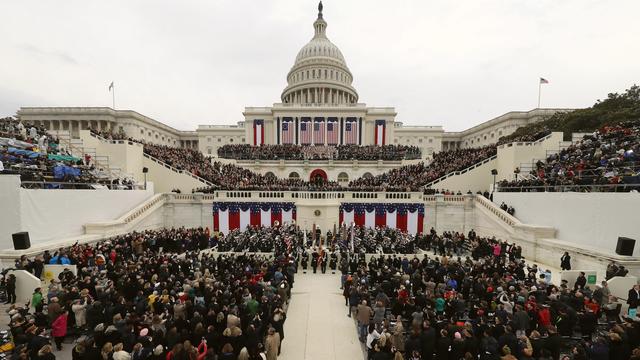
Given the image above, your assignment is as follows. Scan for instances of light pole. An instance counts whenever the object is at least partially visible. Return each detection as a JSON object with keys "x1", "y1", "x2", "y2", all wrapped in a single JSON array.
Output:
[{"x1": 491, "y1": 169, "x2": 498, "y2": 201}]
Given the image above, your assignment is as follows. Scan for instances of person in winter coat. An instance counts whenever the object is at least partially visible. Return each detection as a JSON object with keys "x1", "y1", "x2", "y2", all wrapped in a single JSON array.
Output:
[
  {"x1": 391, "y1": 315, "x2": 405, "y2": 353},
  {"x1": 149, "y1": 345, "x2": 165, "y2": 360},
  {"x1": 436, "y1": 329, "x2": 452, "y2": 360},
  {"x1": 373, "y1": 301, "x2": 386, "y2": 325},
  {"x1": 36, "y1": 344, "x2": 56, "y2": 360},
  {"x1": 51, "y1": 311, "x2": 69, "y2": 350},
  {"x1": 265, "y1": 327, "x2": 281, "y2": 360},
  {"x1": 71, "y1": 299, "x2": 88, "y2": 329},
  {"x1": 5, "y1": 274, "x2": 16, "y2": 304},
  {"x1": 112, "y1": 343, "x2": 131, "y2": 360},
  {"x1": 560, "y1": 252, "x2": 571, "y2": 271},
  {"x1": 32, "y1": 287, "x2": 44, "y2": 313}
]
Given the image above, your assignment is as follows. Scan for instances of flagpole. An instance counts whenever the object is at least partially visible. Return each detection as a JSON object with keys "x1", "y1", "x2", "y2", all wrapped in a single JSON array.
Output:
[
  {"x1": 537, "y1": 81, "x2": 541, "y2": 109},
  {"x1": 112, "y1": 83, "x2": 116, "y2": 110}
]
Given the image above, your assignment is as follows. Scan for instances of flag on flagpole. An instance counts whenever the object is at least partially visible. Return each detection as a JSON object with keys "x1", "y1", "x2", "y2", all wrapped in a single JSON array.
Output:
[
  {"x1": 109, "y1": 82, "x2": 114, "y2": 91},
  {"x1": 539, "y1": 77, "x2": 549, "y2": 84}
]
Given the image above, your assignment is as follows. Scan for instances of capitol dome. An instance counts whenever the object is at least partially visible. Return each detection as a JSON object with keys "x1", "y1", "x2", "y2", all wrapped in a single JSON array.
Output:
[
  {"x1": 294, "y1": 33, "x2": 346, "y2": 65},
  {"x1": 281, "y1": 2, "x2": 359, "y2": 105}
]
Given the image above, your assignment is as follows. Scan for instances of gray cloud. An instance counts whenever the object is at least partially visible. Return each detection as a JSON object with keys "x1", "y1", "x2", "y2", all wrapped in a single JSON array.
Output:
[
  {"x1": 0, "y1": 0, "x2": 638, "y2": 131},
  {"x1": 16, "y1": 43, "x2": 79, "y2": 65}
]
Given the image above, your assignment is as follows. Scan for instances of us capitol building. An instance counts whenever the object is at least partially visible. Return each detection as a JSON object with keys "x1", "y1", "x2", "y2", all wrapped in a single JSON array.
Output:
[{"x1": 17, "y1": 2, "x2": 564, "y2": 180}]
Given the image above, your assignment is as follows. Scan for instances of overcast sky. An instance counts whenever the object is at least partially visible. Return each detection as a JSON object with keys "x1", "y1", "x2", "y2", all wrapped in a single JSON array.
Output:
[{"x1": 1, "y1": 0, "x2": 639, "y2": 131}]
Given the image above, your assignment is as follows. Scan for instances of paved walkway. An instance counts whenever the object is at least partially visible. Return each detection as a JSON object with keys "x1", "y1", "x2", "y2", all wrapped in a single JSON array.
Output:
[{"x1": 280, "y1": 271, "x2": 364, "y2": 360}]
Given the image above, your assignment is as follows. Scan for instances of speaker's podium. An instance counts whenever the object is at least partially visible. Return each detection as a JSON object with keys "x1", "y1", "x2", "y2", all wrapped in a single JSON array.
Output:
[
  {"x1": 616, "y1": 237, "x2": 635, "y2": 256},
  {"x1": 12, "y1": 232, "x2": 31, "y2": 250}
]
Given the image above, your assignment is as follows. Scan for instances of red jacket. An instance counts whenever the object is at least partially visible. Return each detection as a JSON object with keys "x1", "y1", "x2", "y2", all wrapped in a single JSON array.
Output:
[
  {"x1": 537, "y1": 308, "x2": 551, "y2": 327},
  {"x1": 51, "y1": 313, "x2": 68, "y2": 337}
]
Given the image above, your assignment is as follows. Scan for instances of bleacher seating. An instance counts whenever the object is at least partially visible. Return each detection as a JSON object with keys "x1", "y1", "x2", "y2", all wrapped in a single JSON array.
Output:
[
  {"x1": 217, "y1": 144, "x2": 421, "y2": 161},
  {"x1": 0, "y1": 117, "x2": 135, "y2": 189},
  {"x1": 498, "y1": 120, "x2": 640, "y2": 191}
]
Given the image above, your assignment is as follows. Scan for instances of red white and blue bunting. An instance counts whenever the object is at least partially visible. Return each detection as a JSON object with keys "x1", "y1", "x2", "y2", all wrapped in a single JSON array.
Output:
[
  {"x1": 213, "y1": 202, "x2": 296, "y2": 235},
  {"x1": 339, "y1": 203, "x2": 424, "y2": 235},
  {"x1": 253, "y1": 119, "x2": 264, "y2": 146},
  {"x1": 375, "y1": 119, "x2": 386, "y2": 145}
]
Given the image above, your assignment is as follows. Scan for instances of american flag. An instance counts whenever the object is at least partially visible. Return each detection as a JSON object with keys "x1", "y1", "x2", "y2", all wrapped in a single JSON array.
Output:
[
  {"x1": 300, "y1": 121, "x2": 312, "y2": 145},
  {"x1": 314, "y1": 119, "x2": 325, "y2": 144},
  {"x1": 327, "y1": 119, "x2": 339, "y2": 145},
  {"x1": 282, "y1": 121, "x2": 295, "y2": 144},
  {"x1": 345, "y1": 121, "x2": 358, "y2": 144}
]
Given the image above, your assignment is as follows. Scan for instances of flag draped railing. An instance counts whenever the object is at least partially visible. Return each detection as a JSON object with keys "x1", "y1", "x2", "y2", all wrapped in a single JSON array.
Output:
[
  {"x1": 213, "y1": 202, "x2": 296, "y2": 235},
  {"x1": 338, "y1": 203, "x2": 425, "y2": 235}
]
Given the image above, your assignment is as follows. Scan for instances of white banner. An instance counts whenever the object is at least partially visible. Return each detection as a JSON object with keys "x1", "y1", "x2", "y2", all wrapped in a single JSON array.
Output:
[
  {"x1": 255, "y1": 124, "x2": 263, "y2": 145},
  {"x1": 260, "y1": 209, "x2": 271, "y2": 227},
  {"x1": 342, "y1": 209, "x2": 354, "y2": 226},
  {"x1": 239, "y1": 209, "x2": 250, "y2": 231},
  {"x1": 365, "y1": 209, "x2": 375, "y2": 229},
  {"x1": 376, "y1": 124, "x2": 384, "y2": 145},
  {"x1": 385, "y1": 210, "x2": 396, "y2": 229},
  {"x1": 219, "y1": 209, "x2": 229, "y2": 235},
  {"x1": 407, "y1": 210, "x2": 418, "y2": 235},
  {"x1": 282, "y1": 209, "x2": 293, "y2": 224}
]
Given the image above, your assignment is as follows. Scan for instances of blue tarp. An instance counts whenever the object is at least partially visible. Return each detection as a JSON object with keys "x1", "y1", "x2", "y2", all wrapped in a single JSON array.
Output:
[
  {"x1": 8, "y1": 147, "x2": 41, "y2": 158},
  {"x1": 53, "y1": 165, "x2": 81, "y2": 179}
]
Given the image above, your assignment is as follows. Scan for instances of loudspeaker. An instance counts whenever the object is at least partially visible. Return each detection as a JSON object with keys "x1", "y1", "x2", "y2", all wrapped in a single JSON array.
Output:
[
  {"x1": 12, "y1": 232, "x2": 31, "y2": 250},
  {"x1": 142, "y1": 167, "x2": 149, "y2": 173},
  {"x1": 616, "y1": 237, "x2": 636, "y2": 256}
]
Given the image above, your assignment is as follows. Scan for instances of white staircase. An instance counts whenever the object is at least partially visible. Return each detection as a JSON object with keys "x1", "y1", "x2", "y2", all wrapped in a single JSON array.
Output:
[{"x1": 48, "y1": 130, "x2": 132, "y2": 180}]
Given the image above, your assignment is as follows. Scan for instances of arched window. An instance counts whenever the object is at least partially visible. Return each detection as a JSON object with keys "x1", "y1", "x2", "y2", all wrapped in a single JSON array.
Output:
[
  {"x1": 265, "y1": 171, "x2": 276, "y2": 178},
  {"x1": 289, "y1": 172, "x2": 300, "y2": 179},
  {"x1": 362, "y1": 172, "x2": 373, "y2": 179},
  {"x1": 337, "y1": 172, "x2": 349, "y2": 183}
]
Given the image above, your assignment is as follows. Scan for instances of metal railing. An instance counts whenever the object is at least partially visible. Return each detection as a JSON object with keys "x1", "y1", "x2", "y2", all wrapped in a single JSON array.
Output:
[
  {"x1": 20, "y1": 180, "x2": 144, "y2": 190},
  {"x1": 425, "y1": 155, "x2": 497, "y2": 188},
  {"x1": 142, "y1": 153, "x2": 215, "y2": 186},
  {"x1": 496, "y1": 183, "x2": 640, "y2": 193}
]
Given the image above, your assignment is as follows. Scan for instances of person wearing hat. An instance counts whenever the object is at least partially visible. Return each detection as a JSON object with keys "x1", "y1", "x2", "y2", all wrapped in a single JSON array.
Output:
[
  {"x1": 47, "y1": 297, "x2": 62, "y2": 325},
  {"x1": 72, "y1": 298, "x2": 88, "y2": 330}
]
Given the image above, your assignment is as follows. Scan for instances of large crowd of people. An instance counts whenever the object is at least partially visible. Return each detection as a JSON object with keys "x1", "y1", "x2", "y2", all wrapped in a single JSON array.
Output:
[
  {"x1": 6, "y1": 227, "x2": 295, "y2": 360},
  {"x1": 88, "y1": 127, "x2": 130, "y2": 141},
  {"x1": 0, "y1": 117, "x2": 132, "y2": 189},
  {"x1": 498, "y1": 120, "x2": 640, "y2": 192},
  {"x1": 3, "y1": 219, "x2": 639, "y2": 359},
  {"x1": 217, "y1": 144, "x2": 421, "y2": 161},
  {"x1": 349, "y1": 146, "x2": 497, "y2": 192},
  {"x1": 342, "y1": 230, "x2": 640, "y2": 360}
]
